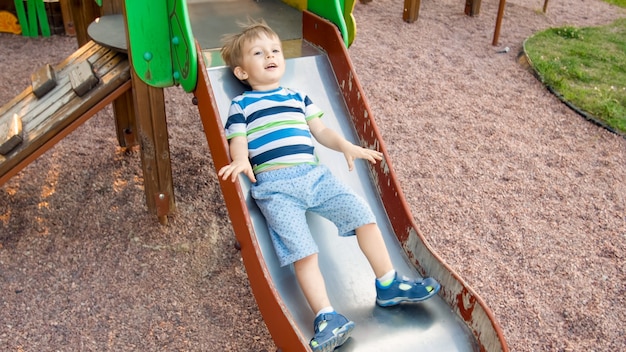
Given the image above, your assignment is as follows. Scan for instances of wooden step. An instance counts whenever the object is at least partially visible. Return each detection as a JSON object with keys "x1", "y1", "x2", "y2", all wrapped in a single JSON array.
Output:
[{"x1": 0, "y1": 41, "x2": 131, "y2": 183}]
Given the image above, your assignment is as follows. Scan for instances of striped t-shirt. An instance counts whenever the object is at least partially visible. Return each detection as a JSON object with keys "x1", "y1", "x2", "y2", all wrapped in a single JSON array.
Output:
[{"x1": 224, "y1": 87, "x2": 324, "y2": 173}]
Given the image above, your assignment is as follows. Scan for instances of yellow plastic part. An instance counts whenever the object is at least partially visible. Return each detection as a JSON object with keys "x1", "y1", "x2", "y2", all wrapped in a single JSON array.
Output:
[
  {"x1": 307, "y1": 0, "x2": 358, "y2": 47},
  {"x1": 344, "y1": 0, "x2": 356, "y2": 46},
  {"x1": 282, "y1": 0, "x2": 307, "y2": 11},
  {"x1": 0, "y1": 10, "x2": 22, "y2": 34}
]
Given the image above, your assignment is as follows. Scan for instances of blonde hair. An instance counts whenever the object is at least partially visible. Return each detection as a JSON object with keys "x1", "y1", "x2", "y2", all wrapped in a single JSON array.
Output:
[{"x1": 220, "y1": 19, "x2": 280, "y2": 71}]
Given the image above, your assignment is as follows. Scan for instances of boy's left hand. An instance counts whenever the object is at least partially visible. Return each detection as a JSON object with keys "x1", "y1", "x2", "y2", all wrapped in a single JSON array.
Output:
[
  {"x1": 342, "y1": 144, "x2": 383, "y2": 171},
  {"x1": 307, "y1": 118, "x2": 383, "y2": 170}
]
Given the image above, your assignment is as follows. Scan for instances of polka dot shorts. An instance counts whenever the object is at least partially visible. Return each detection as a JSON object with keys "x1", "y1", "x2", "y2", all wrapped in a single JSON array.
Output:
[{"x1": 251, "y1": 164, "x2": 376, "y2": 267}]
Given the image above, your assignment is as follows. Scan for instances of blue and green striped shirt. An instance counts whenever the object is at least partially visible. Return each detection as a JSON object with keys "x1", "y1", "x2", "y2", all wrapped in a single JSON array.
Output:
[{"x1": 224, "y1": 87, "x2": 324, "y2": 173}]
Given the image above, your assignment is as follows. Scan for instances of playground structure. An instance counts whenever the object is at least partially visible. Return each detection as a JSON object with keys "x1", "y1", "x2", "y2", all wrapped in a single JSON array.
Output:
[
  {"x1": 402, "y1": 0, "x2": 550, "y2": 45},
  {"x1": 0, "y1": 0, "x2": 509, "y2": 351}
]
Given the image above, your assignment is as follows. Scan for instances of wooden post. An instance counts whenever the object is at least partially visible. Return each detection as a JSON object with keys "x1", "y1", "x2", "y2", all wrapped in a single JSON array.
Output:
[
  {"x1": 100, "y1": 0, "x2": 137, "y2": 148},
  {"x1": 403, "y1": 0, "x2": 420, "y2": 23},
  {"x1": 62, "y1": 0, "x2": 173, "y2": 222},
  {"x1": 123, "y1": 2, "x2": 175, "y2": 225},
  {"x1": 492, "y1": 0, "x2": 506, "y2": 46},
  {"x1": 61, "y1": 0, "x2": 100, "y2": 46},
  {"x1": 110, "y1": 87, "x2": 137, "y2": 148},
  {"x1": 543, "y1": 0, "x2": 549, "y2": 13},
  {"x1": 464, "y1": 0, "x2": 481, "y2": 16},
  {"x1": 128, "y1": 72, "x2": 175, "y2": 225},
  {"x1": 58, "y1": 0, "x2": 75, "y2": 36}
]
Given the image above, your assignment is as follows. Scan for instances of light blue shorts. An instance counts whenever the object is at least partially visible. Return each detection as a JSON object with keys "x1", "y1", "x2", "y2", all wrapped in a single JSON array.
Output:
[{"x1": 250, "y1": 164, "x2": 376, "y2": 267}]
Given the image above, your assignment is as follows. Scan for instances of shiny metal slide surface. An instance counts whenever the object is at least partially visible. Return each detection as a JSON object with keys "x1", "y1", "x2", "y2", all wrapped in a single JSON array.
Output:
[{"x1": 206, "y1": 46, "x2": 478, "y2": 351}]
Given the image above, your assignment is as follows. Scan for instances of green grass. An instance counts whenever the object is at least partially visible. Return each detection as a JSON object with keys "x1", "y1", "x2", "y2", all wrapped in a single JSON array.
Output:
[
  {"x1": 523, "y1": 17, "x2": 626, "y2": 136},
  {"x1": 604, "y1": 0, "x2": 626, "y2": 7}
]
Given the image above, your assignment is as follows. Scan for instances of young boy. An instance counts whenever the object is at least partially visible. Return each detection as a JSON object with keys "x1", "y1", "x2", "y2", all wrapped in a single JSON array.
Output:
[{"x1": 218, "y1": 20, "x2": 440, "y2": 352}]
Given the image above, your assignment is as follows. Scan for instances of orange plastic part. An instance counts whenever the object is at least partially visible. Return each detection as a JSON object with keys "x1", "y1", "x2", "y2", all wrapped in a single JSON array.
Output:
[{"x1": 0, "y1": 10, "x2": 22, "y2": 34}]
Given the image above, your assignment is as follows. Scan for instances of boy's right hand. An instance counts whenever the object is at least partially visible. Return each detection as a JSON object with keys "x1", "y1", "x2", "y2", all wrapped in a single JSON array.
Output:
[{"x1": 218, "y1": 159, "x2": 257, "y2": 183}]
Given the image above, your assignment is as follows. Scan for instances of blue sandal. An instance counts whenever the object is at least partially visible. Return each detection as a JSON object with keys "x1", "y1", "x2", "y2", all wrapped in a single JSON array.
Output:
[
  {"x1": 309, "y1": 312, "x2": 355, "y2": 352},
  {"x1": 376, "y1": 273, "x2": 441, "y2": 307}
]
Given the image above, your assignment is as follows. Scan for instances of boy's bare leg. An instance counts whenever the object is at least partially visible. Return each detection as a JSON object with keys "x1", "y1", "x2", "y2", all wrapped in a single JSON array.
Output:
[
  {"x1": 294, "y1": 253, "x2": 332, "y2": 313},
  {"x1": 356, "y1": 223, "x2": 394, "y2": 278}
]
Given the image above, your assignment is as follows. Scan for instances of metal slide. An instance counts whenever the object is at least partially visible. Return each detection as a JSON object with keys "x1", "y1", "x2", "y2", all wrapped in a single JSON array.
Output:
[{"x1": 193, "y1": 11, "x2": 508, "y2": 352}]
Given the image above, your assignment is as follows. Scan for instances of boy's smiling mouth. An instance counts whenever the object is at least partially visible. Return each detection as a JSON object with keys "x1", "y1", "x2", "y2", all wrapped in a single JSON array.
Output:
[{"x1": 266, "y1": 63, "x2": 278, "y2": 69}]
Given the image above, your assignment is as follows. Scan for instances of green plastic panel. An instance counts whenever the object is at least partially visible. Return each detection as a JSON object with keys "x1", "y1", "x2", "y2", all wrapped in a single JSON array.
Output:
[
  {"x1": 124, "y1": 0, "x2": 197, "y2": 91},
  {"x1": 167, "y1": 0, "x2": 197, "y2": 92},
  {"x1": 307, "y1": 0, "x2": 358, "y2": 47},
  {"x1": 14, "y1": 0, "x2": 51, "y2": 37},
  {"x1": 26, "y1": 0, "x2": 36, "y2": 36},
  {"x1": 125, "y1": 0, "x2": 173, "y2": 87},
  {"x1": 13, "y1": 0, "x2": 29, "y2": 36},
  {"x1": 34, "y1": 0, "x2": 50, "y2": 37}
]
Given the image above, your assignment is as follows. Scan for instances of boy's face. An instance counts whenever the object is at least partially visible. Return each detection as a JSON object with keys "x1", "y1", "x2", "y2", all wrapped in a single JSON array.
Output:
[{"x1": 234, "y1": 33, "x2": 285, "y2": 91}]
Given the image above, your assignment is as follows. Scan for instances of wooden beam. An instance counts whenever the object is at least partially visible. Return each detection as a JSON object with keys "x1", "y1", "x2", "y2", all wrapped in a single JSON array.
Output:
[
  {"x1": 403, "y1": 0, "x2": 420, "y2": 23},
  {"x1": 493, "y1": 0, "x2": 506, "y2": 46},
  {"x1": 464, "y1": 0, "x2": 481, "y2": 16},
  {"x1": 99, "y1": 0, "x2": 137, "y2": 149},
  {"x1": 111, "y1": 89, "x2": 137, "y2": 147},
  {"x1": 129, "y1": 69, "x2": 175, "y2": 224},
  {"x1": 58, "y1": 0, "x2": 75, "y2": 36},
  {"x1": 63, "y1": 0, "x2": 101, "y2": 46},
  {"x1": 122, "y1": 2, "x2": 175, "y2": 224}
]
